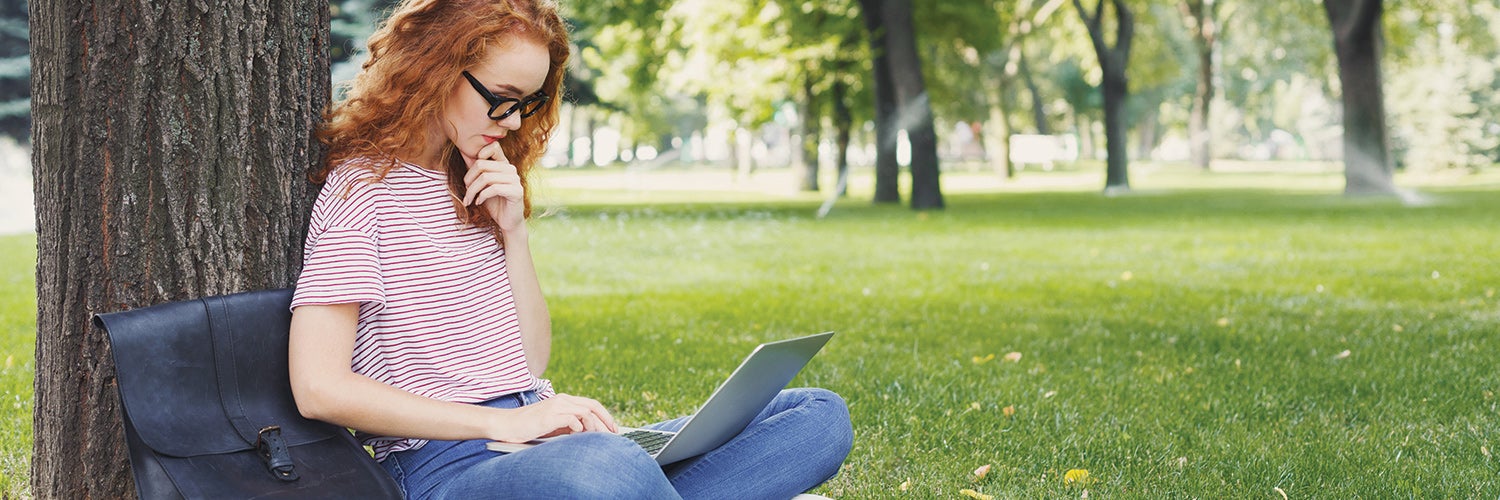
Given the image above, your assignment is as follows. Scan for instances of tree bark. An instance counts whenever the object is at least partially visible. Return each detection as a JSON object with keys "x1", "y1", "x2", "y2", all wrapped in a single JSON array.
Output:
[
  {"x1": 858, "y1": 0, "x2": 902, "y2": 204},
  {"x1": 875, "y1": 0, "x2": 943, "y2": 210},
  {"x1": 1324, "y1": 0, "x2": 1394, "y2": 194},
  {"x1": 831, "y1": 69, "x2": 853, "y2": 198},
  {"x1": 1075, "y1": 0, "x2": 1133, "y2": 191},
  {"x1": 30, "y1": 0, "x2": 328, "y2": 497}
]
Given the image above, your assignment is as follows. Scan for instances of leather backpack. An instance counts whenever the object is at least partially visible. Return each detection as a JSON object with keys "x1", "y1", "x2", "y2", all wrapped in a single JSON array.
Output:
[{"x1": 94, "y1": 288, "x2": 403, "y2": 499}]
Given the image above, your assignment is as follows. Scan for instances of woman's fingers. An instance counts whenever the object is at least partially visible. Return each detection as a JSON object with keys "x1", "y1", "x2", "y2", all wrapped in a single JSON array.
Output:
[
  {"x1": 541, "y1": 395, "x2": 618, "y2": 436},
  {"x1": 468, "y1": 184, "x2": 520, "y2": 209},
  {"x1": 461, "y1": 167, "x2": 519, "y2": 206}
]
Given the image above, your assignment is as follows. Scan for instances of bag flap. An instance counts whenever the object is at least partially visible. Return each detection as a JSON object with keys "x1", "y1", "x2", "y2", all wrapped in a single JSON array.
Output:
[{"x1": 97, "y1": 289, "x2": 342, "y2": 458}]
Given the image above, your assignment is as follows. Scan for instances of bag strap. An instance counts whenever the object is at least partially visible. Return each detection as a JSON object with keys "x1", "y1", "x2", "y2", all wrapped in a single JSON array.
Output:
[
  {"x1": 204, "y1": 293, "x2": 305, "y2": 481},
  {"x1": 208, "y1": 297, "x2": 259, "y2": 444}
]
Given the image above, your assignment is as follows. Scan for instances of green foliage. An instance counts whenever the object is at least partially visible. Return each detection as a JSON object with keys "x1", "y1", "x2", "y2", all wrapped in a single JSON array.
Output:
[
  {"x1": 1386, "y1": 4, "x2": 1500, "y2": 172},
  {"x1": 0, "y1": 3, "x2": 29, "y2": 140}
]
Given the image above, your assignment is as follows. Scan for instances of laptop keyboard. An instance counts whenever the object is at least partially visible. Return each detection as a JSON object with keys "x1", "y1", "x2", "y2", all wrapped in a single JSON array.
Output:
[{"x1": 620, "y1": 429, "x2": 673, "y2": 455}]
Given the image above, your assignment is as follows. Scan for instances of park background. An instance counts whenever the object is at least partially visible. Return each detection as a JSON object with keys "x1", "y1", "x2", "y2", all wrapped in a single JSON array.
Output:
[{"x1": 2, "y1": 0, "x2": 1500, "y2": 497}]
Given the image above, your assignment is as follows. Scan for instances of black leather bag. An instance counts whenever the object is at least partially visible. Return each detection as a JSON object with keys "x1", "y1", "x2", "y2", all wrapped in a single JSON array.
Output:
[{"x1": 94, "y1": 288, "x2": 403, "y2": 499}]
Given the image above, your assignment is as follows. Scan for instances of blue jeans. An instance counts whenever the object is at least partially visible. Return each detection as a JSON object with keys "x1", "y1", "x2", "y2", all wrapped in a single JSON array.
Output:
[{"x1": 381, "y1": 388, "x2": 854, "y2": 499}]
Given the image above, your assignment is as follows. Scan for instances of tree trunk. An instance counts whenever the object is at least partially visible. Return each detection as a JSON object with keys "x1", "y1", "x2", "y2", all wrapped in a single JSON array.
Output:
[
  {"x1": 1101, "y1": 77, "x2": 1130, "y2": 188},
  {"x1": 1324, "y1": 0, "x2": 1394, "y2": 194},
  {"x1": 859, "y1": 0, "x2": 902, "y2": 204},
  {"x1": 1074, "y1": 110, "x2": 1095, "y2": 160},
  {"x1": 831, "y1": 68, "x2": 853, "y2": 198},
  {"x1": 1181, "y1": 0, "x2": 1217, "y2": 170},
  {"x1": 800, "y1": 69, "x2": 821, "y2": 191},
  {"x1": 1136, "y1": 100, "x2": 1160, "y2": 160},
  {"x1": 1188, "y1": 41, "x2": 1214, "y2": 169},
  {"x1": 1017, "y1": 43, "x2": 1051, "y2": 136},
  {"x1": 30, "y1": 1, "x2": 328, "y2": 497},
  {"x1": 876, "y1": 0, "x2": 943, "y2": 210},
  {"x1": 1075, "y1": 0, "x2": 1134, "y2": 191},
  {"x1": 566, "y1": 104, "x2": 581, "y2": 167},
  {"x1": 985, "y1": 78, "x2": 1015, "y2": 179}
]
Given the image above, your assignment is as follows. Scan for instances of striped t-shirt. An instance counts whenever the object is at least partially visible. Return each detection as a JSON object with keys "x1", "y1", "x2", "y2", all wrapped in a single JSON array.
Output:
[{"x1": 291, "y1": 158, "x2": 554, "y2": 460}]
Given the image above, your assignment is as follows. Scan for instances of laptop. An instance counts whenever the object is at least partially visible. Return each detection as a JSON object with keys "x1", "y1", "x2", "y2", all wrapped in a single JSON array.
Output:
[{"x1": 486, "y1": 331, "x2": 835, "y2": 465}]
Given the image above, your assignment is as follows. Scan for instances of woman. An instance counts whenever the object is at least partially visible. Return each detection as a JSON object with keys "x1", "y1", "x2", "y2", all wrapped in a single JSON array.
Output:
[{"x1": 286, "y1": 0, "x2": 853, "y2": 498}]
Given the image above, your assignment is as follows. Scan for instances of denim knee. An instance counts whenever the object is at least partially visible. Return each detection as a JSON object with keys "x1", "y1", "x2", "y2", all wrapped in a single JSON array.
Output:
[
  {"x1": 799, "y1": 388, "x2": 854, "y2": 474},
  {"x1": 530, "y1": 432, "x2": 673, "y2": 499}
]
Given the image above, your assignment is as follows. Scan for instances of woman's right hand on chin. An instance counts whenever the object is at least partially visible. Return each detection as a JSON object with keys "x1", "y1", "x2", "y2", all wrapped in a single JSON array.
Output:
[{"x1": 490, "y1": 393, "x2": 619, "y2": 443}]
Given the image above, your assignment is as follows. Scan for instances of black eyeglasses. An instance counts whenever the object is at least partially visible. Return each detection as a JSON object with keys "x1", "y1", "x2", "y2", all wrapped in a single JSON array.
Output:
[{"x1": 462, "y1": 71, "x2": 549, "y2": 122}]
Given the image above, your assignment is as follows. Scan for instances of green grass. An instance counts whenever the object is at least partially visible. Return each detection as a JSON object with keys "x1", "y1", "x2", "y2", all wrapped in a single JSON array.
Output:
[
  {"x1": 0, "y1": 234, "x2": 34, "y2": 498},
  {"x1": 528, "y1": 186, "x2": 1500, "y2": 498},
  {"x1": 3, "y1": 167, "x2": 1499, "y2": 497}
]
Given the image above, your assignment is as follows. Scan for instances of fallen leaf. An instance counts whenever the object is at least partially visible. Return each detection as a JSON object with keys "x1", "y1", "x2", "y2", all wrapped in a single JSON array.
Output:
[
  {"x1": 1487, "y1": 288, "x2": 1495, "y2": 298},
  {"x1": 1334, "y1": 350, "x2": 1351, "y2": 360},
  {"x1": 1175, "y1": 456, "x2": 1187, "y2": 468},
  {"x1": 1044, "y1": 390, "x2": 1057, "y2": 399},
  {"x1": 1120, "y1": 271, "x2": 1133, "y2": 281},
  {"x1": 1216, "y1": 317, "x2": 1230, "y2": 327},
  {"x1": 1483, "y1": 446, "x2": 1491, "y2": 459},
  {"x1": 1003, "y1": 351, "x2": 1023, "y2": 362},
  {"x1": 1081, "y1": 489, "x2": 1089, "y2": 499},
  {"x1": 899, "y1": 479, "x2": 911, "y2": 491},
  {"x1": 1064, "y1": 469, "x2": 1090, "y2": 485},
  {"x1": 641, "y1": 391, "x2": 657, "y2": 401},
  {"x1": 1273, "y1": 487, "x2": 1288, "y2": 500},
  {"x1": 959, "y1": 488, "x2": 993, "y2": 500},
  {"x1": 970, "y1": 401, "x2": 982, "y2": 411},
  {"x1": 972, "y1": 464, "x2": 991, "y2": 481},
  {"x1": 972, "y1": 353, "x2": 995, "y2": 365},
  {"x1": 1393, "y1": 324, "x2": 1404, "y2": 332},
  {"x1": 1002, "y1": 405, "x2": 1016, "y2": 417}
]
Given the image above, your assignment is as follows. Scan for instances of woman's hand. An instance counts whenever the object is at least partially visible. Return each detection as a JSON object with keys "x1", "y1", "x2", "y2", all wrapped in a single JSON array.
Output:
[
  {"x1": 490, "y1": 393, "x2": 620, "y2": 443},
  {"x1": 462, "y1": 140, "x2": 526, "y2": 234}
]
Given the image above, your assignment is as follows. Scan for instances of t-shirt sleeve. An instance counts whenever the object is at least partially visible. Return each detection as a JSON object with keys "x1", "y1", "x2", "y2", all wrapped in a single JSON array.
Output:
[
  {"x1": 292, "y1": 226, "x2": 384, "y2": 309},
  {"x1": 534, "y1": 378, "x2": 555, "y2": 399},
  {"x1": 292, "y1": 167, "x2": 385, "y2": 310}
]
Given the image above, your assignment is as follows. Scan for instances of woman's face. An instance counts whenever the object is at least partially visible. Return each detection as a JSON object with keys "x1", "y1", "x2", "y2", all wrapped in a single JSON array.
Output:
[{"x1": 439, "y1": 38, "x2": 551, "y2": 165}]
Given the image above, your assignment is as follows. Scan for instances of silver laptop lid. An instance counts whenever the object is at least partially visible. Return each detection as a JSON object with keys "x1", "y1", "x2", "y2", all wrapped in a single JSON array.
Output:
[{"x1": 652, "y1": 331, "x2": 834, "y2": 465}]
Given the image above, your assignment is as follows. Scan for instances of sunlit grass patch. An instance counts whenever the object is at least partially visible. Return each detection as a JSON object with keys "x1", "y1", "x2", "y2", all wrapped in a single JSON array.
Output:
[{"x1": 533, "y1": 188, "x2": 1500, "y2": 498}]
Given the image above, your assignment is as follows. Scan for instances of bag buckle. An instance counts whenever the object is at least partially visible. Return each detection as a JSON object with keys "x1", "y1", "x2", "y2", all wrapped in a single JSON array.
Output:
[{"x1": 256, "y1": 425, "x2": 299, "y2": 481}]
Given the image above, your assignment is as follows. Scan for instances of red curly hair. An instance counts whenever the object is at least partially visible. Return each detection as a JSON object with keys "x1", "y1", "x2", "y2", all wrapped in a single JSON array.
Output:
[{"x1": 315, "y1": 0, "x2": 569, "y2": 224}]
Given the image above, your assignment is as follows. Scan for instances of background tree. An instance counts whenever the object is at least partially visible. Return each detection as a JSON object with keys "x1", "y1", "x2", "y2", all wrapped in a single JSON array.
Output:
[
  {"x1": 858, "y1": 0, "x2": 902, "y2": 204},
  {"x1": 1178, "y1": 0, "x2": 1220, "y2": 170},
  {"x1": 1074, "y1": 0, "x2": 1134, "y2": 191},
  {"x1": 860, "y1": 0, "x2": 944, "y2": 209},
  {"x1": 30, "y1": 1, "x2": 329, "y2": 496},
  {"x1": 1323, "y1": 0, "x2": 1393, "y2": 194},
  {"x1": 1383, "y1": 2, "x2": 1500, "y2": 174},
  {"x1": 0, "y1": 0, "x2": 27, "y2": 141}
]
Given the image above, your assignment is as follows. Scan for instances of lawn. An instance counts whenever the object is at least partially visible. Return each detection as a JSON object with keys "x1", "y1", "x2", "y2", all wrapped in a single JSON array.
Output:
[
  {"x1": 0, "y1": 234, "x2": 35, "y2": 497},
  {"x1": 2, "y1": 165, "x2": 1499, "y2": 497}
]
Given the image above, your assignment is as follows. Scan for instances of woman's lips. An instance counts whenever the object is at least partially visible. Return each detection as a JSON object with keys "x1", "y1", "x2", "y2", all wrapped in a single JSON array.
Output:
[{"x1": 483, "y1": 135, "x2": 503, "y2": 144}]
